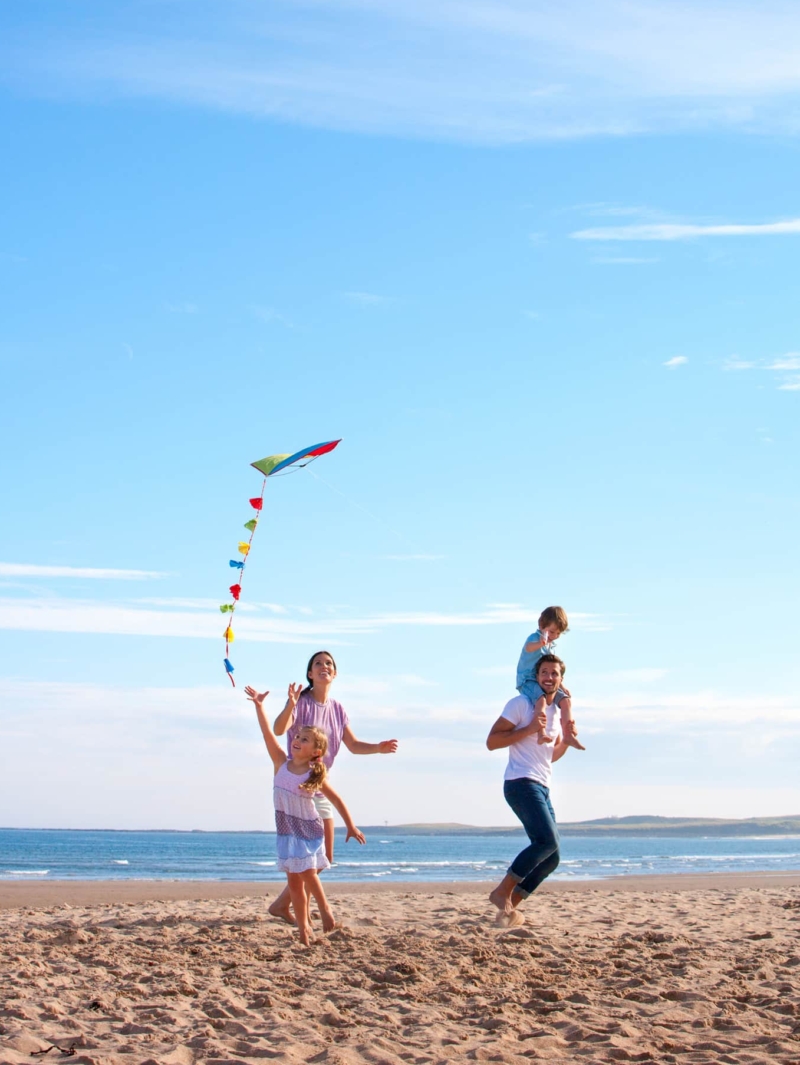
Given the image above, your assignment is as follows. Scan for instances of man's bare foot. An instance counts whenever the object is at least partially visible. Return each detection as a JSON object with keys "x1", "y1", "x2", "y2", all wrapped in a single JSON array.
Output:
[
  {"x1": 565, "y1": 734, "x2": 586, "y2": 750},
  {"x1": 496, "y1": 909, "x2": 525, "y2": 928},
  {"x1": 489, "y1": 885, "x2": 514, "y2": 917},
  {"x1": 536, "y1": 731, "x2": 555, "y2": 745},
  {"x1": 297, "y1": 926, "x2": 314, "y2": 946},
  {"x1": 268, "y1": 899, "x2": 296, "y2": 925}
]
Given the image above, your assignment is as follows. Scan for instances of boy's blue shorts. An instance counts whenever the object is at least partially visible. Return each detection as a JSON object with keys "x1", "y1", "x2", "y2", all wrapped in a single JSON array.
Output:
[{"x1": 517, "y1": 680, "x2": 566, "y2": 707}]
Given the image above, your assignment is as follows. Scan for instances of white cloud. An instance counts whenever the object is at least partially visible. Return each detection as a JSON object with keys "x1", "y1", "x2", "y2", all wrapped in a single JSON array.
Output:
[
  {"x1": 768, "y1": 353, "x2": 800, "y2": 371},
  {"x1": 0, "y1": 595, "x2": 610, "y2": 640},
  {"x1": 723, "y1": 357, "x2": 757, "y2": 371},
  {"x1": 0, "y1": 562, "x2": 166, "y2": 580},
  {"x1": 250, "y1": 304, "x2": 293, "y2": 327},
  {"x1": 720, "y1": 351, "x2": 800, "y2": 391},
  {"x1": 383, "y1": 554, "x2": 445, "y2": 561},
  {"x1": 592, "y1": 256, "x2": 659, "y2": 264},
  {"x1": 572, "y1": 219, "x2": 800, "y2": 241},
  {"x1": 165, "y1": 301, "x2": 198, "y2": 314},
  {"x1": 663, "y1": 356, "x2": 688, "y2": 368},
  {"x1": 576, "y1": 689, "x2": 800, "y2": 731},
  {"x1": 7, "y1": 2, "x2": 800, "y2": 143}
]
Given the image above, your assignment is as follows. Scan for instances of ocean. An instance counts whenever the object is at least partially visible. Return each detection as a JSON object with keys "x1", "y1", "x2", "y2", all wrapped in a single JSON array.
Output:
[{"x1": 2, "y1": 828, "x2": 799, "y2": 883}]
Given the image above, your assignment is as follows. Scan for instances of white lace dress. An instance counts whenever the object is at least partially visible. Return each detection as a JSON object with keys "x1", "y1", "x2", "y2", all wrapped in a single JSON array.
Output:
[{"x1": 273, "y1": 762, "x2": 332, "y2": 874}]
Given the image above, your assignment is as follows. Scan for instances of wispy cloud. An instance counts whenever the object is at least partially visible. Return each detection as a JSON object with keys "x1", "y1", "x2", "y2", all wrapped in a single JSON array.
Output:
[
  {"x1": 0, "y1": 563, "x2": 166, "y2": 580},
  {"x1": 250, "y1": 305, "x2": 293, "y2": 327},
  {"x1": 383, "y1": 554, "x2": 445, "y2": 562},
  {"x1": 721, "y1": 351, "x2": 800, "y2": 391},
  {"x1": 572, "y1": 219, "x2": 800, "y2": 241},
  {"x1": 663, "y1": 356, "x2": 688, "y2": 369},
  {"x1": 7, "y1": 2, "x2": 800, "y2": 143},
  {"x1": 0, "y1": 595, "x2": 609, "y2": 641},
  {"x1": 592, "y1": 256, "x2": 659, "y2": 265},
  {"x1": 166, "y1": 301, "x2": 199, "y2": 314},
  {"x1": 342, "y1": 291, "x2": 392, "y2": 306}
]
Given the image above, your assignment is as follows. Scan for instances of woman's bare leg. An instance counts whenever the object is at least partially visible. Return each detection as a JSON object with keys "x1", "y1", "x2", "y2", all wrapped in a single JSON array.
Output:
[
  {"x1": 323, "y1": 817, "x2": 335, "y2": 863},
  {"x1": 268, "y1": 885, "x2": 295, "y2": 924},
  {"x1": 306, "y1": 871, "x2": 336, "y2": 932}
]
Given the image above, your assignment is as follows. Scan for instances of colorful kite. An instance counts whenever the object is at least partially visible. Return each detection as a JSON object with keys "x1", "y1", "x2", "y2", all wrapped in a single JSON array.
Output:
[{"x1": 221, "y1": 439, "x2": 341, "y2": 685}]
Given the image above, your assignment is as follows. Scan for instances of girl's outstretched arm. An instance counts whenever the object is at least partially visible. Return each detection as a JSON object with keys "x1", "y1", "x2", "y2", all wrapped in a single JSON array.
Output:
[
  {"x1": 244, "y1": 687, "x2": 286, "y2": 772},
  {"x1": 318, "y1": 780, "x2": 366, "y2": 844},
  {"x1": 273, "y1": 682, "x2": 304, "y2": 736},
  {"x1": 341, "y1": 725, "x2": 398, "y2": 755}
]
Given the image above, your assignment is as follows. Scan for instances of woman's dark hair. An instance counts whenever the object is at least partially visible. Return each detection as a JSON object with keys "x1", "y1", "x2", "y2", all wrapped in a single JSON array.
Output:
[{"x1": 303, "y1": 650, "x2": 338, "y2": 693}]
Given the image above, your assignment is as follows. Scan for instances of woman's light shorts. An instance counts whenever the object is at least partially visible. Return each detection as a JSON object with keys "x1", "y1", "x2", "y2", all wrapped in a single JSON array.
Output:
[{"x1": 313, "y1": 793, "x2": 335, "y2": 819}]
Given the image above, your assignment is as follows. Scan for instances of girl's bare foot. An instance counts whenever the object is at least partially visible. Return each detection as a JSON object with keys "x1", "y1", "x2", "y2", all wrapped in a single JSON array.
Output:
[
  {"x1": 565, "y1": 734, "x2": 586, "y2": 750},
  {"x1": 536, "y1": 730, "x2": 555, "y2": 745},
  {"x1": 268, "y1": 899, "x2": 296, "y2": 925},
  {"x1": 319, "y1": 906, "x2": 337, "y2": 933},
  {"x1": 297, "y1": 926, "x2": 314, "y2": 946}
]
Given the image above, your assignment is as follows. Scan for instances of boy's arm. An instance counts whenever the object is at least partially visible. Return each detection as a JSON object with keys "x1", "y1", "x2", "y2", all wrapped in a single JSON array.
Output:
[
  {"x1": 342, "y1": 724, "x2": 398, "y2": 755},
  {"x1": 244, "y1": 687, "x2": 286, "y2": 771},
  {"x1": 486, "y1": 708, "x2": 547, "y2": 750},
  {"x1": 273, "y1": 682, "x2": 303, "y2": 736},
  {"x1": 318, "y1": 780, "x2": 366, "y2": 844},
  {"x1": 521, "y1": 626, "x2": 549, "y2": 651}
]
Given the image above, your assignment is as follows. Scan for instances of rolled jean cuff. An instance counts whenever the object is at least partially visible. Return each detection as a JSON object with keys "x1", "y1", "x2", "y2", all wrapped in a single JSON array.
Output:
[{"x1": 506, "y1": 867, "x2": 524, "y2": 884}]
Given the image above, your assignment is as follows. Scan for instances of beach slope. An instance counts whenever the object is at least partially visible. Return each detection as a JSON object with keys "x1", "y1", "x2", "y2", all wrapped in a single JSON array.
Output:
[{"x1": 1, "y1": 876, "x2": 799, "y2": 1064}]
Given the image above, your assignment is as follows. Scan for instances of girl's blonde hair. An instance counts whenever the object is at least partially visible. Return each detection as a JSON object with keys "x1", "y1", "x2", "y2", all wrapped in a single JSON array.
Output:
[{"x1": 297, "y1": 726, "x2": 329, "y2": 793}]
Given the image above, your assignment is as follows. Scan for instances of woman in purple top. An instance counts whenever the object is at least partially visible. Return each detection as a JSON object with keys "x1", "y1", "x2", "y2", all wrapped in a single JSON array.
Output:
[{"x1": 267, "y1": 649, "x2": 398, "y2": 925}]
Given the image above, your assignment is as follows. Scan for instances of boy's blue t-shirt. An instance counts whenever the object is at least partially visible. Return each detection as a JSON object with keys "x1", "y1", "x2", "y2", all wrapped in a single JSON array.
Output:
[{"x1": 516, "y1": 629, "x2": 559, "y2": 689}]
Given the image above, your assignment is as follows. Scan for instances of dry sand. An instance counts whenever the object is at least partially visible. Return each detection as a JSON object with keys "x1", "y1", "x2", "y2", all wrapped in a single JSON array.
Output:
[{"x1": 2, "y1": 875, "x2": 799, "y2": 1065}]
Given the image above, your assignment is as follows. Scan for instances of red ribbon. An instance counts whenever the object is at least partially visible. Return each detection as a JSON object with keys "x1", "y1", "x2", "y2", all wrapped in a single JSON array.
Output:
[
  {"x1": 249, "y1": 497, "x2": 263, "y2": 510},
  {"x1": 229, "y1": 584, "x2": 241, "y2": 599}
]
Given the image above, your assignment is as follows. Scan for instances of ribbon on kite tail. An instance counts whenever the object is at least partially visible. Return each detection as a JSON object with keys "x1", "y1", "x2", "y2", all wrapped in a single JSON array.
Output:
[{"x1": 220, "y1": 439, "x2": 341, "y2": 686}]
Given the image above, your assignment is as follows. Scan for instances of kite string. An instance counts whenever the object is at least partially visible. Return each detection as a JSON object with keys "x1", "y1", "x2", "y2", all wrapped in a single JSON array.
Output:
[{"x1": 306, "y1": 468, "x2": 418, "y2": 550}]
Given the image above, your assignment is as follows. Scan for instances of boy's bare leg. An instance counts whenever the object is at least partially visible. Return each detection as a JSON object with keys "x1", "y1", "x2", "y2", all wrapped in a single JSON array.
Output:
[
  {"x1": 307, "y1": 871, "x2": 336, "y2": 932},
  {"x1": 560, "y1": 698, "x2": 585, "y2": 750},
  {"x1": 534, "y1": 694, "x2": 555, "y2": 745},
  {"x1": 286, "y1": 873, "x2": 313, "y2": 946},
  {"x1": 268, "y1": 885, "x2": 296, "y2": 925}
]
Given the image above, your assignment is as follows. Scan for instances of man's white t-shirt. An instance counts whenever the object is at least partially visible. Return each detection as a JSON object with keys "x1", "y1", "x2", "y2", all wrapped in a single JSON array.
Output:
[{"x1": 501, "y1": 694, "x2": 559, "y2": 786}]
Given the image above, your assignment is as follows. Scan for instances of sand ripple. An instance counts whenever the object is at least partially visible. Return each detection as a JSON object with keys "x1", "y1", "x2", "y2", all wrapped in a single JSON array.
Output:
[{"x1": 2, "y1": 885, "x2": 799, "y2": 1064}]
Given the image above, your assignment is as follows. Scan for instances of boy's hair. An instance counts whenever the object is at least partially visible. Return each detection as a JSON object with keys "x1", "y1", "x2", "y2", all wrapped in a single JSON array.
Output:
[
  {"x1": 535, "y1": 653, "x2": 566, "y2": 679},
  {"x1": 538, "y1": 606, "x2": 569, "y2": 633},
  {"x1": 302, "y1": 650, "x2": 338, "y2": 694},
  {"x1": 298, "y1": 726, "x2": 329, "y2": 793}
]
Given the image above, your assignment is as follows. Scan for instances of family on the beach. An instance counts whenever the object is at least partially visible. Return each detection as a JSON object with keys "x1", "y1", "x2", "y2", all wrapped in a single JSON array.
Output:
[{"x1": 245, "y1": 605, "x2": 583, "y2": 944}]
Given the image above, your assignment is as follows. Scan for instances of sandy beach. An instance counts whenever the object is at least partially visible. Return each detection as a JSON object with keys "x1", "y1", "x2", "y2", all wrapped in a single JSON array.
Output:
[{"x1": 2, "y1": 874, "x2": 799, "y2": 1065}]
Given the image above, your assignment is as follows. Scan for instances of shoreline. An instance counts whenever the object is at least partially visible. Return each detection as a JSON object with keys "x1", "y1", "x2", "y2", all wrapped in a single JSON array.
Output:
[{"x1": 2, "y1": 869, "x2": 800, "y2": 908}]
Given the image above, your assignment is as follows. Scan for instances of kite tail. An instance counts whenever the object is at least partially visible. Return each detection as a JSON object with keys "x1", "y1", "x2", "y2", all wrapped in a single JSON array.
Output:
[{"x1": 221, "y1": 477, "x2": 267, "y2": 685}]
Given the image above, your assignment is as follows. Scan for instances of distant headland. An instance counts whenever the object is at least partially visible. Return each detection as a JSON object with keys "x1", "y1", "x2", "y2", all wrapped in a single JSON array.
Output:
[{"x1": 365, "y1": 815, "x2": 800, "y2": 838}]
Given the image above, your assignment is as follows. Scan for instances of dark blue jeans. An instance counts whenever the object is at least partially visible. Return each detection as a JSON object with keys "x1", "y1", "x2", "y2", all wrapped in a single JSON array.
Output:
[{"x1": 503, "y1": 777, "x2": 560, "y2": 898}]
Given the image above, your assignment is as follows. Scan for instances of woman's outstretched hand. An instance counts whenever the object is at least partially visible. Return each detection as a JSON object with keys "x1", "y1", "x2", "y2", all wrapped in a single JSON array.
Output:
[
  {"x1": 244, "y1": 685, "x2": 269, "y2": 708},
  {"x1": 377, "y1": 739, "x2": 399, "y2": 754},
  {"x1": 346, "y1": 826, "x2": 367, "y2": 845},
  {"x1": 286, "y1": 682, "x2": 304, "y2": 708}
]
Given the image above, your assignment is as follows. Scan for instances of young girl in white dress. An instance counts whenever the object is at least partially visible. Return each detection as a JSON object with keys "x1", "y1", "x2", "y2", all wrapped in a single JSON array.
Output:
[{"x1": 245, "y1": 685, "x2": 365, "y2": 946}]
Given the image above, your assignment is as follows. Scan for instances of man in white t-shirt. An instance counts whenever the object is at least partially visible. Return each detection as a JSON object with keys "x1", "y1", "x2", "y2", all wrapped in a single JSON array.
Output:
[{"x1": 486, "y1": 654, "x2": 572, "y2": 925}]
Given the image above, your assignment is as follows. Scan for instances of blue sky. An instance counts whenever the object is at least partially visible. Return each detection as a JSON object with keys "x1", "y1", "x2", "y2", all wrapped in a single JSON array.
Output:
[{"x1": 1, "y1": 0, "x2": 799, "y2": 830}]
